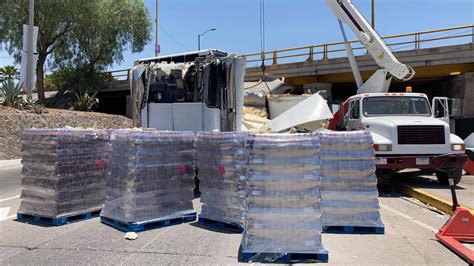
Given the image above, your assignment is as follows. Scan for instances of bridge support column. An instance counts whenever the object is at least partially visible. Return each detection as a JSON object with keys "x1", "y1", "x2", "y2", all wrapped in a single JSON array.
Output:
[
  {"x1": 449, "y1": 72, "x2": 474, "y2": 119},
  {"x1": 449, "y1": 72, "x2": 474, "y2": 139}
]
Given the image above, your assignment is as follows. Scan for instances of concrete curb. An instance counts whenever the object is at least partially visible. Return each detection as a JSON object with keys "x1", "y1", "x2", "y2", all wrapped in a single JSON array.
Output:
[
  {"x1": 390, "y1": 182, "x2": 474, "y2": 215},
  {"x1": 0, "y1": 159, "x2": 21, "y2": 168}
]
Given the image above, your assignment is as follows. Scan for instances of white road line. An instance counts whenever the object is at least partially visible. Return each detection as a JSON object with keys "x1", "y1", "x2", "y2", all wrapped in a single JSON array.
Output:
[
  {"x1": 0, "y1": 207, "x2": 10, "y2": 220},
  {"x1": 0, "y1": 194, "x2": 21, "y2": 203},
  {"x1": 380, "y1": 203, "x2": 439, "y2": 234},
  {"x1": 0, "y1": 214, "x2": 16, "y2": 222},
  {"x1": 1, "y1": 165, "x2": 22, "y2": 170}
]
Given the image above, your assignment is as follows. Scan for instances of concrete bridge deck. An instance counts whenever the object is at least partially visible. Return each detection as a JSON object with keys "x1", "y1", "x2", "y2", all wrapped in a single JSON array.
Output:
[{"x1": 245, "y1": 43, "x2": 474, "y2": 85}]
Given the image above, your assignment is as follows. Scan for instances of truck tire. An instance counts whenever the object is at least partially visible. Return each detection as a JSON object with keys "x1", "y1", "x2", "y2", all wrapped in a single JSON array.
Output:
[{"x1": 436, "y1": 168, "x2": 462, "y2": 185}]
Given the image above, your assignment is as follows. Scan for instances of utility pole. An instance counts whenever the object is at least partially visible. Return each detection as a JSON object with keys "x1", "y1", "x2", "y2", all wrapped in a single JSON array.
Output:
[
  {"x1": 371, "y1": 0, "x2": 375, "y2": 30},
  {"x1": 155, "y1": 0, "x2": 159, "y2": 56},
  {"x1": 26, "y1": 0, "x2": 34, "y2": 97}
]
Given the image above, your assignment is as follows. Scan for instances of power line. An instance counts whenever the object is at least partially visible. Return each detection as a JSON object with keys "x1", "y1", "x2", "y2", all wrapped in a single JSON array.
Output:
[{"x1": 158, "y1": 25, "x2": 189, "y2": 51}]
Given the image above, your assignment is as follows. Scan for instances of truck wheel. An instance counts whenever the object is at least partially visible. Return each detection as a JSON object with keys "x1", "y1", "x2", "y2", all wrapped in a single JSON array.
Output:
[{"x1": 436, "y1": 168, "x2": 463, "y2": 185}]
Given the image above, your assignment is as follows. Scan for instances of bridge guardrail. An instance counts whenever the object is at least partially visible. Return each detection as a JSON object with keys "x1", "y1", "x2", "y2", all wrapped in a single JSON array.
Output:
[
  {"x1": 104, "y1": 25, "x2": 473, "y2": 80},
  {"x1": 241, "y1": 24, "x2": 474, "y2": 65},
  {"x1": 106, "y1": 69, "x2": 130, "y2": 82}
]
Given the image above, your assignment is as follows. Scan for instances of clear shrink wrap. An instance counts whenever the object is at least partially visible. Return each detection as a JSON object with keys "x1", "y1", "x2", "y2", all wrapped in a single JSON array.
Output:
[
  {"x1": 101, "y1": 129, "x2": 196, "y2": 223},
  {"x1": 196, "y1": 132, "x2": 247, "y2": 226},
  {"x1": 241, "y1": 133, "x2": 327, "y2": 258},
  {"x1": 318, "y1": 130, "x2": 383, "y2": 228},
  {"x1": 18, "y1": 128, "x2": 109, "y2": 218}
]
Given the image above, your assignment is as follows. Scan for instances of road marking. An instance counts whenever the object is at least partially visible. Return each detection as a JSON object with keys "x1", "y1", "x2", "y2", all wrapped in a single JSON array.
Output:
[
  {"x1": 1, "y1": 165, "x2": 22, "y2": 170},
  {"x1": 0, "y1": 194, "x2": 20, "y2": 203},
  {"x1": 0, "y1": 207, "x2": 11, "y2": 220},
  {"x1": 0, "y1": 214, "x2": 17, "y2": 222},
  {"x1": 380, "y1": 203, "x2": 439, "y2": 234}
]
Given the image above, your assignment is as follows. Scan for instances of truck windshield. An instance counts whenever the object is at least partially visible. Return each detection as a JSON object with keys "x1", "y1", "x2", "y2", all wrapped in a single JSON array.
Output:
[{"x1": 363, "y1": 96, "x2": 431, "y2": 117}]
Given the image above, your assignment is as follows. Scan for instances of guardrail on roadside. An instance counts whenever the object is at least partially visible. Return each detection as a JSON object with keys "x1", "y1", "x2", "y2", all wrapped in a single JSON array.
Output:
[{"x1": 241, "y1": 25, "x2": 474, "y2": 65}]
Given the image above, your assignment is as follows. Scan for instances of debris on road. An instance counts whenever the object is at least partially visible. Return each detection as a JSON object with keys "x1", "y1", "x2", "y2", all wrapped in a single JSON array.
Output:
[{"x1": 124, "y1": 232, "x2": 138, "y2": 240}]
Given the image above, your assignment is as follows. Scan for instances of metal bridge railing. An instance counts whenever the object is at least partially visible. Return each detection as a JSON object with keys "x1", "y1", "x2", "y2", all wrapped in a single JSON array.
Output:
[
  {"x1": 104, "y1": 25, "x2": 473, "y2": 80},
  {"x1": 241, "y1": 24, "x2": 474, "y2": 65},
  {"x1": 105, "y1": 69, "x2": 130, "y2": 82}
]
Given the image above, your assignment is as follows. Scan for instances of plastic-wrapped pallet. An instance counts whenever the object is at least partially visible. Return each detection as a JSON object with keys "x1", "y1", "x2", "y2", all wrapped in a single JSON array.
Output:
[
  {"x1": 196, "y1": 132, "x2": 247, "y2": 227},
  {"x1": 18, "y1": 128, "x2": 109, "y2": 218},
  {"x1": 240, "y1": 133, "x2": 328, "y2": 262},
  {"x1": 318, "y1": 130, "x2": 383, "y2": 229},
  {"x1": 101, "y1": 129, "x2": 196, "y2": 224}
]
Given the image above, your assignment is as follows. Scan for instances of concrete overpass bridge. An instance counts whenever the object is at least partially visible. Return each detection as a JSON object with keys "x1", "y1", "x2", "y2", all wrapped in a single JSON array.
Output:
[{"x1": 101, "y1": 25, "x2": 473, "y2": 136}]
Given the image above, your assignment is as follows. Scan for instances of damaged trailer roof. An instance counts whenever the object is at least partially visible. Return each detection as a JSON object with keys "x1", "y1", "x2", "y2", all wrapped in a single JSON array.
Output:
[{"x1": 134, "y1": 49, "x2": 228, "y2": 65}]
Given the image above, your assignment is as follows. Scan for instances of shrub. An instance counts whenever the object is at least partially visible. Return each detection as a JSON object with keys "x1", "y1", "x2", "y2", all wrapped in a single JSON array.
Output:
[
  {"x1": 1, "y1": 79, "x2": 23, "y2": 108},
  {"x1": 74, "y1": 91, "x2": 99, "y2": 111}
]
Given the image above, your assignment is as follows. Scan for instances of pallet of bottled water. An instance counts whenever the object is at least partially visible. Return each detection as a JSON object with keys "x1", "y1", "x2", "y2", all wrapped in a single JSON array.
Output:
[
  {"x1": 239, "y1": 133, "x2": 328, "y2": 263},
  {"x1": 100, "y1": 129, "x2": 196, "y2": 231},
  {"x1": 17, "y1": 128, "x2": 109, "y2": 223},
  {"x1": 318, "y1": 130, "x2": 384, "y2": 232},
  {"x1": 196, "y1": 132, "x2": 247, "y2": 231}
]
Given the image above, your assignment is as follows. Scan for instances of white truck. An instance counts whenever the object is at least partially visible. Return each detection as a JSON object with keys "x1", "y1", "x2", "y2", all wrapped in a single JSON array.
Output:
[
  {"x1": 338, "y1": 92, "x2": 466, "y2": 184},
  {"x1": 326, "y1": 0, "x2": 467, "y2": 184}
]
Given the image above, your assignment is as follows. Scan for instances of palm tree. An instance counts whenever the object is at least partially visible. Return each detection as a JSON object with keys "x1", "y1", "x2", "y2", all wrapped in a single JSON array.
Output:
[{"x1": 1, "y1": 65, "x2": 18, "y2": 80}]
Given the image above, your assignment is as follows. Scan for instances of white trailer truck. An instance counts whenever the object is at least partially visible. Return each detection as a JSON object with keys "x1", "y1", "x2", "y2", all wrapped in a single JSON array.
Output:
[{"x1": 130, "y1": 49, "x2": 246, "y2": 133}]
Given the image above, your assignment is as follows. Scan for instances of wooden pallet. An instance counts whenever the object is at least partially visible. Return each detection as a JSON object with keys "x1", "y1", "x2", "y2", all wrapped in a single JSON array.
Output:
[
  {"x1": 198, "y1": 217, "x2": 243, "y2": 233},
  {"x1": 238, "y1": 246, "x2": 329, "y2": 263},
  {"x1": 100, "y1": 212, "x2": 197, "y2": 232},
  {"x1": 17, "y1": 209, "x2": 101, "y2": 226},
  {"x1": 323, "y1": 225, "x2": 385, "y2": 234}
]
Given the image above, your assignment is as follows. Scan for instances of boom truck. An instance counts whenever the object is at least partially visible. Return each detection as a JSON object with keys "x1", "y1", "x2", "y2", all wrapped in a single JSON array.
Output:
[{"x1": 325, "y1": 0, "x2": 466, "y2": 184}]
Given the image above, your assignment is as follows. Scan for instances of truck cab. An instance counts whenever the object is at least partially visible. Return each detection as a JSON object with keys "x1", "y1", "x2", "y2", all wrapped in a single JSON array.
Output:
[{"x1": 343, "y1": 92, "x2": 466, "y2": 184}]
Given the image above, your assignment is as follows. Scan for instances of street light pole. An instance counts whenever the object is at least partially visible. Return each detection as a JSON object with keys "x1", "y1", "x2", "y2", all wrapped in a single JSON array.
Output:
[
  {"x1": 26, "y1": 0, "x2": 34, "y2": 97},
  {"x1": 155, "y1": 0, "x2": 159, "y2": 56},
  {"x1": 371, "y1": 0, "x2": 375, "y2": 30},
  {"x1": 197, "y1": 28, "x2": 216, "y2": 51}
]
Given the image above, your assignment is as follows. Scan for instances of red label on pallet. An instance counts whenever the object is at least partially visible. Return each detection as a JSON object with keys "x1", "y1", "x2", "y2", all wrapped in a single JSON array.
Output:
[
  {"x1": 178, "y1": 165, "x2": 186, "y2": 174},
  {"x1": 217, "y1": 166, "x2": 226, "y2": 174},
  {"x1": 96, "y1": 160, "x2": 106, "y2": 169}
]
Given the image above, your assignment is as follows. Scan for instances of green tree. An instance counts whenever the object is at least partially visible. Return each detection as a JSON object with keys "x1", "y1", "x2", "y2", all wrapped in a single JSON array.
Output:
[
  {"x1": 1, "y1": 65, "x2": 18, "y2": 79},
  {"x1": 0, "y1": 0, "x2": 151, "y2": 102}
]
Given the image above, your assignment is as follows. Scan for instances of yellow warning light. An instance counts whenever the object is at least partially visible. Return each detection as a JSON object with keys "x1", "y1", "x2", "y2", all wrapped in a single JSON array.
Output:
[{"x1": 406, "y1": 86, "x2": 413, "y2": 93}]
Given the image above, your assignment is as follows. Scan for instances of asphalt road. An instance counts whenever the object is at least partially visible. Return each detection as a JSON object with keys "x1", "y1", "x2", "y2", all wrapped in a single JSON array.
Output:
[{"x1": 0, "y1": 160, "x2": 469, "y2": 265}]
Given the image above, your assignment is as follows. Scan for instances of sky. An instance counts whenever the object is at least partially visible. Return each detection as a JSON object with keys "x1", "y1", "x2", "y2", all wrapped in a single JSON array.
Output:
[{"x1": 0, "y1": 0, "x2": 473, "y2": 71}]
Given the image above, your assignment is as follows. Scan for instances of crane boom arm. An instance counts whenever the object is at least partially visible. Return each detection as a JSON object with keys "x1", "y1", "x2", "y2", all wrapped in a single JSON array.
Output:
[{"x1": 326, "y1": 0, "x2": 415, "y2": 82}]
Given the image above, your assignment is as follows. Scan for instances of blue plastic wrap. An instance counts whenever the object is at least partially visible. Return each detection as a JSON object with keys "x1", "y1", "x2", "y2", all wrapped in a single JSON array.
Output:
[
  {"x1": 101, "y1": 129, "x2": 196, "y2": 223},
  {"x1": 196, "y1": 131, "x2": 247, "y2": 226},
  {"x1": 18, "y1": 128, "x2": 109, "y2": 218},
  {"x1": 241, "y1": 133, "x2": 327, "y2": 258},
  {"x1": 318, "y1": 130, "x2": 383, "y2": 228}
]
